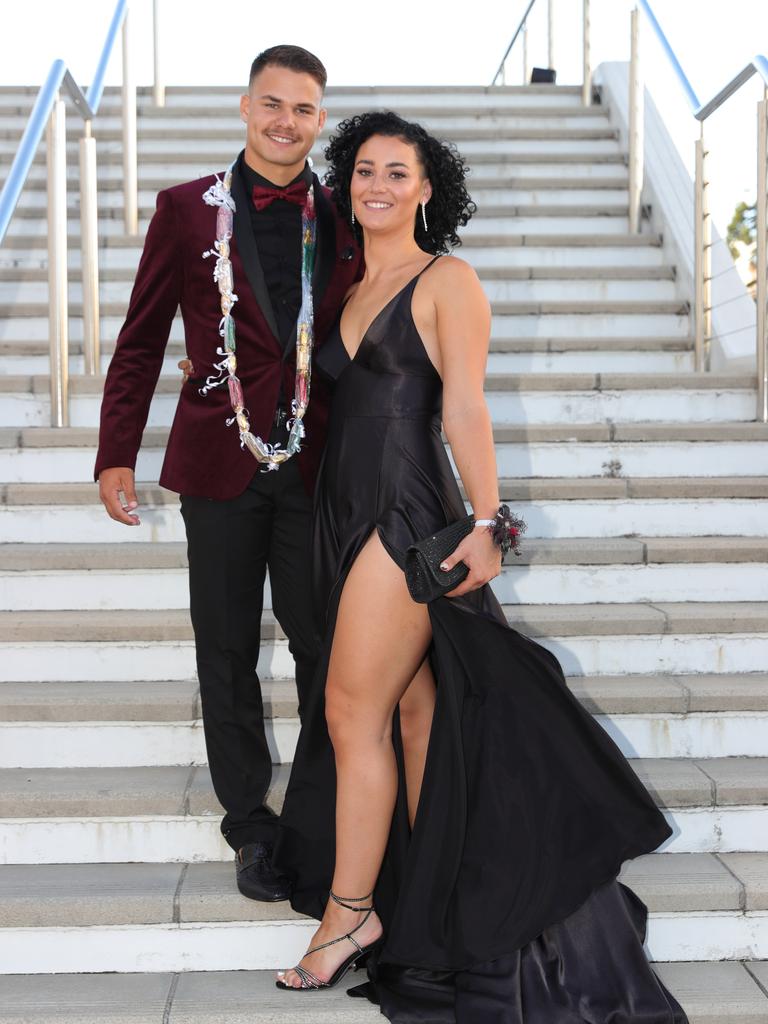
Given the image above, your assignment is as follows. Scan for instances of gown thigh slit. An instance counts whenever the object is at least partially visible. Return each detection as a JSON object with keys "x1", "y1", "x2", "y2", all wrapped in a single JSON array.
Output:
[{"x1": 274, "y1": 262, "x2": 689, "y2": 1024}]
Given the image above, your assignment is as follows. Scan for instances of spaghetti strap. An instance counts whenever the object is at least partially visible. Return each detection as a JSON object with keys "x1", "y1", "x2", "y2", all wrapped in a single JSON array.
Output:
[{"x1": 415, "y1": 254, "x2": 441, "y2": 279}]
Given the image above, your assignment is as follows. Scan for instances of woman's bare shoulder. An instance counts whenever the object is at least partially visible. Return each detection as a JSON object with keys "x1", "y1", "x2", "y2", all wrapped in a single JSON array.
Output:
[{"x1": 426, "y1": 254, "x2": 487, "y2": 306}]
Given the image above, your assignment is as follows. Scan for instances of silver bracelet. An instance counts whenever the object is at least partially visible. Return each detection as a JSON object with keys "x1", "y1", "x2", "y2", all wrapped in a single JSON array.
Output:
[{"x1": 473, "y1": 518, "x2": 495, "y2": 527}]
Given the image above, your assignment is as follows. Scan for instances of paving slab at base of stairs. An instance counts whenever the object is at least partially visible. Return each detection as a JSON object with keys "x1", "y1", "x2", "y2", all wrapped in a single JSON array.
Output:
[{"x1": 1, "y1": 964, "x2": 768, "y2": 1023}]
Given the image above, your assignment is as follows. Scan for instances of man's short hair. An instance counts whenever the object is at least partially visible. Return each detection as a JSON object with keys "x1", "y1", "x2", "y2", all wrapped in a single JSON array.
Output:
[{"x1": 249, "y1": 45, "x2": 327, "y2": 93}]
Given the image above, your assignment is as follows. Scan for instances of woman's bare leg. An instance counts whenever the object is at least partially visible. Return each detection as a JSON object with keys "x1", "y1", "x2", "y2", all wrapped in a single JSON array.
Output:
[
  {"x1": 279, "y1": 532, "x2": 434, "y2": 987},
  {"x1": 399, "y1": 658, "x2": 436, "y2": 826}
]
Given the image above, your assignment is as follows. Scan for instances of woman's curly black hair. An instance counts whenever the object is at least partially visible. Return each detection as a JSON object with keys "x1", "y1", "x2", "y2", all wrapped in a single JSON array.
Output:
[{"x1": 323, "y1": 111, "x2": 476, "y2": 254}]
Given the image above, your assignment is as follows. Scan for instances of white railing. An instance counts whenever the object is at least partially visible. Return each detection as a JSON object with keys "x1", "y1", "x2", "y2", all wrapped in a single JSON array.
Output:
[
  {"x1": 491, "y1": 0, "x2": 767, "y2": 422},
  {"x1": 629, "y1": 0, "x2": 768, "y2": 418},
  {"x1": 0, "y1": 0, "x2": 165, "y2": 426}
]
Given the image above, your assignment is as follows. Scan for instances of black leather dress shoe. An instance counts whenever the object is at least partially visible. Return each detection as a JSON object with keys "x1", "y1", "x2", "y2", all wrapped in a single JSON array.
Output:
[{"x1": 235, "y1": 841, "x2": 291, "y2": 901}]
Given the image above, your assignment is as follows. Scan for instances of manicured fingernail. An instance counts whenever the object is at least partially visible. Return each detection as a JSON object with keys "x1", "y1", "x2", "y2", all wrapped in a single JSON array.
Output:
[{"x1": 439, "y1": 562, "x2": 449, "y2": 571}]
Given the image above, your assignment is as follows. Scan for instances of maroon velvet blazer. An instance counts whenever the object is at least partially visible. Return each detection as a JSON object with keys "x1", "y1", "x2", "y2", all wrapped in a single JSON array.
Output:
[{"x1": 95, "y1": 164, "x2": 362, "y2": 499}]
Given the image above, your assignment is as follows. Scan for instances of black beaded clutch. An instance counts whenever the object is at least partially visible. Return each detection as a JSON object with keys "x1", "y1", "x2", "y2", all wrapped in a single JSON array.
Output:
[{"x1": 405, "y1": 515, "x2": 475, "y2": 604}]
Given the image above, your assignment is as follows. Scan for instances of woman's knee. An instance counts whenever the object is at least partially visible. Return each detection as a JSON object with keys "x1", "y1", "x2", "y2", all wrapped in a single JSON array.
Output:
[{"x1": 325, "y1": 679, "x2": 391, "y2": 751}]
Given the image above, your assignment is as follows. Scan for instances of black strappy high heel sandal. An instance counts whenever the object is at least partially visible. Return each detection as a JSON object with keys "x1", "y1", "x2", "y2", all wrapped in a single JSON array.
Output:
[{"x1": 275, "y1": 889, "x2": 380, "y2": 991}]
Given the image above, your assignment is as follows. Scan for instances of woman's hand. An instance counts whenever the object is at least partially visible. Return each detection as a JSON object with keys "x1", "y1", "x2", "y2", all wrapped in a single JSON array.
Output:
[
  {"x1": 178, "y1": 357, "x2": 195, "y2": 384},
  {"x1": 440, "y1": 526, "x2": 501, "y2": 598}
]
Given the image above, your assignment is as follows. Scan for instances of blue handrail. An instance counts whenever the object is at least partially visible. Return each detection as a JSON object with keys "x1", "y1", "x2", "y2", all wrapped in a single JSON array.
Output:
[
  {"x1": 88, "y1": 0, "x2": 129, "y2": 111},
  {"x1": 638, "y1": 0, "x2": 767, "y2": 122},
  {"x1": 0, "y1": 0, "x2": 128, "y2": 244}
]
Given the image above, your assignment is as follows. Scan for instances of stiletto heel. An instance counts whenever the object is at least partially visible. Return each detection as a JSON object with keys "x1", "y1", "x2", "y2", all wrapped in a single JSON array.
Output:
[{"x1": 276, "y1": 889, "x2": 381, "y2": 991}]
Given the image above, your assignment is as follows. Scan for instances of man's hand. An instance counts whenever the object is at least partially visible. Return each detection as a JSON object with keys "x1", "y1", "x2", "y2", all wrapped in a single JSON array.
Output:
[
  {"x1": 178, "y1": 358, "x2": 194, "y2": 384},
  {"x1": 98, "y1": 466, "x2": 140, "y2": 526}
]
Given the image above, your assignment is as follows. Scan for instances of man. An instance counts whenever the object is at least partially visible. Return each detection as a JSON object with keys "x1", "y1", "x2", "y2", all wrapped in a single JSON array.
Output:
[{"x1": 95, "y1": 45, "x2": 361, "y2": 901}]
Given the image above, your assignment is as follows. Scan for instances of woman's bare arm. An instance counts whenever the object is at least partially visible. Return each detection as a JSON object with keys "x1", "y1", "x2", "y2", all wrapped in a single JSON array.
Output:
[{"x1": 430, "y1": 258, "x2": 501, "y2": 596}]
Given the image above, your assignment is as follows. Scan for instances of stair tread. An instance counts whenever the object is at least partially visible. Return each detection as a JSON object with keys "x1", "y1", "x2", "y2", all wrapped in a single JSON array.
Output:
[
  {"x1": 0, "y1": 852, "x2": 764, "y2": 927},
  {"x1": 2, "y1": 674, "x2": 767, "y2": 722},
  {"x1": 4, "y1": 602, "x2": 768, "y2": 641},
  {"x1": 3, "y1": 536, "x2": 768, "y2": 571},
  {"x1": 1, "y1": 964, "x2": 767, "y2": 1024},
  {"x1": 1, "y1": 371, "x2": 759, "y2": 395},
  {"x1": 4, "y1": 477, "x2": 768, "y2": 506},
  {"x1": 1, "y1": 758, "x2": 766, "y2": 817},
  {"x1": 5, "y1": 422, "x2": 768, "y2": 450}
]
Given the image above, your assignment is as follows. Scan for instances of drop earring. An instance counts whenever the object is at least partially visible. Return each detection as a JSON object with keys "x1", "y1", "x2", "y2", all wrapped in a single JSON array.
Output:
[
  {"x1": 351, "y1": 200, "x2": 356, "y2": 226},
  {"x1": 421, "y1": 200, "x2": 428, "y2": 231}
]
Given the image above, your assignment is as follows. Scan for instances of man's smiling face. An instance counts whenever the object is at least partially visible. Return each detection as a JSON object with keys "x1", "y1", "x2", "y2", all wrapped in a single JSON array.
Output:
[{"x1": 240, "y1": 64, "x2": 327, "y2": 184}]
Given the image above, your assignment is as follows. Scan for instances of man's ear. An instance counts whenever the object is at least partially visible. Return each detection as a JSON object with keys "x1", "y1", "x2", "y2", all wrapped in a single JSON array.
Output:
[
  {"x1": 318, "y1": 107, "x2": 328, "y2": 133},
  {"x1": 240, "y1": 93, "x2": 250, "y2": 123}
]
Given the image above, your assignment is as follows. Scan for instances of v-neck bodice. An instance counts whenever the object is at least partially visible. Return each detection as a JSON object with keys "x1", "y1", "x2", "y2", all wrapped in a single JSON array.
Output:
[{"x1": 317, "y1": 258, "x2": 441, "y2": 394}]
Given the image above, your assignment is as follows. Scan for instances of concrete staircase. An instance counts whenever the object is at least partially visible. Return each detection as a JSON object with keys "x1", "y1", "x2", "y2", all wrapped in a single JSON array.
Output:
[{"x1": 1, "y1": 84, "x2": 768, "y2": 1022}]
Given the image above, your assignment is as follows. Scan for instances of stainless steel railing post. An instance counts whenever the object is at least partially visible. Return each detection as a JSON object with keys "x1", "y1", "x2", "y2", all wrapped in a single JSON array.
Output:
[
  {"x1": 522, "y1": 21, "x2": 530, "y2": 85},
  {"x1": 694, "y1": 124, "x2": 712, "y2": 372},
  {"x1": 153, "y1": 0, "x2": 165, "y2": 107},
  {"x1": 79, "y1": 120, "x2": 100, "y2": 375},
  {"x1": 582, "y1": 0, "x2": 592, "y2": 105},
  {"x1": 46, "y1": 94, "x2": 69, "y2": 427},
  {"x1": 547, "y1": 0, "x2": 555, "y2": 71},
  {"x1": 628, "y1": 6, "x2": 644, "y2": 234},
  {"x1": 122, "y1": 7, "x2": 138, "y2": 235},
  {"x1": 757, "y1": 90, "x2": 768, "y2": 422}
]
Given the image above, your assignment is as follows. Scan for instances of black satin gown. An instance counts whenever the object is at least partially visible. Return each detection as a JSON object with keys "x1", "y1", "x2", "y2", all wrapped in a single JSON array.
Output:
[{"x1": 274, "y1": 257, "x2": 688, "y2": 1023}]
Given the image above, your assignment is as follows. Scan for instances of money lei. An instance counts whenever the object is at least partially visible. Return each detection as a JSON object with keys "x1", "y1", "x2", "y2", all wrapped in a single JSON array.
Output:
[{"x1": 200, "y1": 161, "x2": 317, "y2": 470}]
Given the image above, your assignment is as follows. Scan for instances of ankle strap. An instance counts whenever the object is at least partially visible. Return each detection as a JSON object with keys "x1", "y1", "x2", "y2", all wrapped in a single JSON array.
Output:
[{"x1": 330, "y1": 889, "x2": 374, "y2": 912}]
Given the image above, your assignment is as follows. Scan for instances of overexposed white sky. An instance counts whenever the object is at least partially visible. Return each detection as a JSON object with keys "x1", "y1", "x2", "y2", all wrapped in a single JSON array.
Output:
[{"x1": 3, "y1": 0, "x2": 768, "y2": 230}]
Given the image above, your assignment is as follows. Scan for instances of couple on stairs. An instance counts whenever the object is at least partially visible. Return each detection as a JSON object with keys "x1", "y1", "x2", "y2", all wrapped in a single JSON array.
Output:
[{"x1": 95, "y1": 43, "x2": 687, "y2": 1024}]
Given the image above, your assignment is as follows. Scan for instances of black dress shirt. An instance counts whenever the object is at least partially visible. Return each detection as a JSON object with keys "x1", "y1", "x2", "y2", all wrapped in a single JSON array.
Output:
[{"x1": 237, "y1": 155, "x2": 313, "y2": 348}]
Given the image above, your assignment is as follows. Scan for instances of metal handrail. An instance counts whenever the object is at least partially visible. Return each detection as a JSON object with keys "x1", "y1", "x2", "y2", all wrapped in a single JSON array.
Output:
[
  {"x1": 631, "y1": 0, "x2": 768, "y2": 419},
  {"x1": 0, "y1": 0, "x2": 135, "y2": 428},
  {"x1": 491, "y1": 0, "x2": 538, "y2": 86},
  {"x1": 491, "y1": 0, "x2": 592, "y2": 105},
  {"x1": 0, "y1": 0, "x2": 129, "y2": 246}
]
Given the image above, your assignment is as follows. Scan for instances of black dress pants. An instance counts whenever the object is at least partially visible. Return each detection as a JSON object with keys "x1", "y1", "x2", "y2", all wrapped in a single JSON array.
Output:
[{"x1": 180, "y1": 448, "x2": 318, "y2": 851}]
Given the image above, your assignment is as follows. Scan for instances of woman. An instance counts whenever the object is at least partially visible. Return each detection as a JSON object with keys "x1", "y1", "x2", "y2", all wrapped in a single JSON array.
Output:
[{"x1": 189, "y1": 110, "x2": 688, "y2": 1021}]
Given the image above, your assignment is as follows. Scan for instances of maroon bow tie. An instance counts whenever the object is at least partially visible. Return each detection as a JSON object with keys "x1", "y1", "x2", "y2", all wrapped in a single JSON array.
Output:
[{"x1": 251, "y1": 179, "x2": 308, "y2": 212}]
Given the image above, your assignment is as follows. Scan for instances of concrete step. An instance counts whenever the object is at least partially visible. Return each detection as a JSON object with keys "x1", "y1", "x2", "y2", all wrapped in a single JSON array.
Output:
[
  {"x1": 4, "y1": 375, "x2": 760, "y2": 431},
  {"x1": 1, "y1": 758, "x2": 767, "y2": 861},
  {"x1": 0, "y1": 230, "x2": 663, "y2": 256},
  {"x1": 6, "y1": 432, "x2": 765, "y2": 481},
  {"x1": 2, "y1": 604, "x2": 767, "y2": 682},
  {"x1": 0, "y1": 345, "x2": 695, "y2": 376},
  {"x1": 0, "y1": 971, "x2": 378, "y2": 1023},
  {"x1": 3, "y1": 964, "x2": 768, "y2": 1024},
  {"x1": 0, "y1": 136, "x2": 625, "y2": 165},
  {"x1": 9, "y1": 185, "x2": 632, "y2": 218},
  {"x1": 0, "y1": 116, "x2": 618, "y2": 141},
  {"x1": 1, "y1": 696, "x2": 766, "y2": 766},
  {"x1": 2, "y1": 480, "x2": 767, "y2": 546},
  {"x1": 0, "y1": 276, "x2": 681, "y2": 306},
  {"x1": 1, "y1": 211, "x2": 639, "y2": 245},
  {"x1": 3, "y1": 673, "x2": 767, "y2": 723},
  {"x1": 3, "y1": 538, "x2": 768, "y2": 611},
  {"x1": 0, "y1": 162, "x2": 633, "y2": 196},
  {"x1": 0, "y1": 855, "x2": 765, "y2": 973},
  {"x1": 0, "y1": 309, "x2": 690, "y2": 348}
]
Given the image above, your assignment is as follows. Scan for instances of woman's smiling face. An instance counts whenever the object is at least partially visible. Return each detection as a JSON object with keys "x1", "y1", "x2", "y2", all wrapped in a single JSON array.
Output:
[{"x1": 350, "y1": 134, "x2": 432, "y2": 236}]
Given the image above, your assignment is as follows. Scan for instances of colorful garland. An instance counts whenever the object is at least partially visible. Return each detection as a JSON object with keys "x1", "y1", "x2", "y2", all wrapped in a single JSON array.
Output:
[{"x1": 199, "y1": 161, "x2": 317, "y2": 470}]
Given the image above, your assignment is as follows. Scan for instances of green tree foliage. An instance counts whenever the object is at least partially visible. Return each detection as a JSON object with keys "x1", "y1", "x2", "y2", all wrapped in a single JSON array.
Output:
[{"x1": 727, "y1": 200, "x2": 756, "y2": 259}]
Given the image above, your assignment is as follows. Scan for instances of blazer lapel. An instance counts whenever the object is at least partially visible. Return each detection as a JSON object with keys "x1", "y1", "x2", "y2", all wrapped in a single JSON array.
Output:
[
  {"x1": 312, "y1": 175, "x2": 336, "y2": 316},
  {"x1": 230, "y1": 163, "x2": 281, "y2": 345}
]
